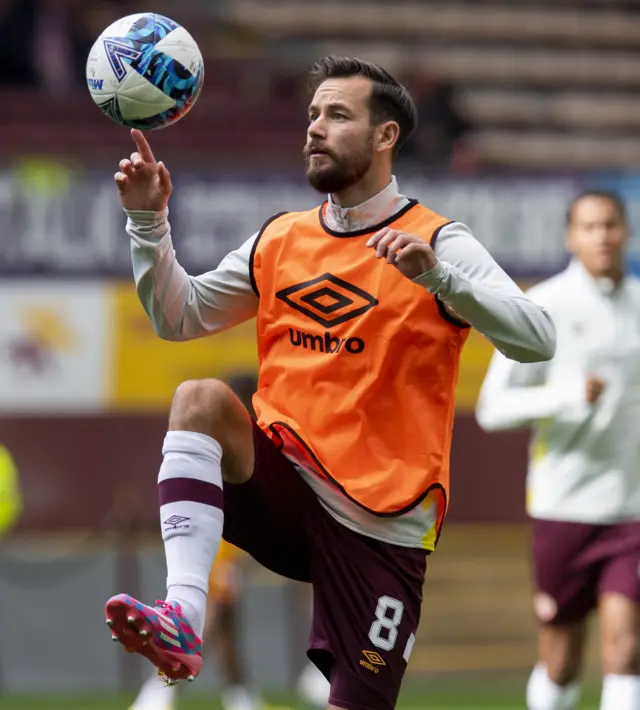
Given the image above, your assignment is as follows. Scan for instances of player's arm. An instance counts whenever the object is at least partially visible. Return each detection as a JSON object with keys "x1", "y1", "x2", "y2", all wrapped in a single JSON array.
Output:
[
  {"x1": 419, "y1": 223, "x2": 555, "y2": 362},
  {"x1": 128, "y1": 212, "x2": 258, "y2": 341},
  {"x1": 475, "y1": 350, "x2": 588, "y2": 431},
  {"x1": 115, "y1": 129, "x2": 258, "y2": 341},
  {"x1": 368, "y1": 223, "x2": 556, "y2": 363}
]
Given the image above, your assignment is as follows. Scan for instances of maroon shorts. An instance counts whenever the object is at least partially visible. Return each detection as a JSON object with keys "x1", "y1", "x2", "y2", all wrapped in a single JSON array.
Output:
[
  {"x1": 532, "y1": 518, "x2": 640, "y2": 626},
  {"x1": 222, "y1": 422, "x2": 428, "y2": 710}
]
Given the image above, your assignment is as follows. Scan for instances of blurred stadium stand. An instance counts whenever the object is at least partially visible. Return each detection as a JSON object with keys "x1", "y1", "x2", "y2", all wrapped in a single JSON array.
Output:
[
  {"x1": 221, "y1": 0, "x2": 640, "y2": 169},
  {"x1": 3, "y1": 0, "x2": 640, "y2": 169}
]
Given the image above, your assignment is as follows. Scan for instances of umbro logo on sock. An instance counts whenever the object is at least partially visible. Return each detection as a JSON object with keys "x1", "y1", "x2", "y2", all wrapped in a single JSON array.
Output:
[{"x1": 163, "y1": 515, "x2": 191, "y2": 531}]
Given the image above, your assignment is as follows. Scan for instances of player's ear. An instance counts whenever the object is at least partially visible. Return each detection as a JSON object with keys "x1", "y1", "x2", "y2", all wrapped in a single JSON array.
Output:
[{"x1": 375, "y1": 121, "x2": 400, "y2": 154}]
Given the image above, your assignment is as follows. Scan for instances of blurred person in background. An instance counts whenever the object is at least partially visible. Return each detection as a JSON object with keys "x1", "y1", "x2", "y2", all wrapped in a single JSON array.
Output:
[
  {"x1": 0, "y1": 444, "x2": 21, "y2": 697},
  {"x1": 0, "y1": 444, "x2": 22, "y2": 538},
  {"x1": 476, "y1": 191, "x2": 640, "y2": 710},
  {"x1": 105, "y1": 55, "x2": 554, "y2": 710}
]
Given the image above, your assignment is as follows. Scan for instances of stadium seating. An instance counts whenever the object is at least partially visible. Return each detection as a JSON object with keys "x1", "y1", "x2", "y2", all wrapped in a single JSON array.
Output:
[
  {"x1": 219, "y1": 0, "x2": 640, "y2": 169},
  {"x1": 1, "y1": 0, "x2": 637, "y2": 170}
]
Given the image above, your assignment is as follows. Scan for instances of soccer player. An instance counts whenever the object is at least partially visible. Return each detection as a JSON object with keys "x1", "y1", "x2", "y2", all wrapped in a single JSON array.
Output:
[
  {"x1": 476, "y1": 190, "x2": 640, "y2": 710},
  {"x1": 105, "y1": 56, "x2": 556, "y2": 710}
]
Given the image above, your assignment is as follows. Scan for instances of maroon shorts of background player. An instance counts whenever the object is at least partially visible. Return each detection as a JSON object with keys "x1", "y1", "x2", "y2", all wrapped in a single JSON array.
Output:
[
  {"x1": 531, "y1": 518, "x2": 640, "y2": 626},
  {"x1": 222, "y1": 422, "x2": 428, "y2": 710}
]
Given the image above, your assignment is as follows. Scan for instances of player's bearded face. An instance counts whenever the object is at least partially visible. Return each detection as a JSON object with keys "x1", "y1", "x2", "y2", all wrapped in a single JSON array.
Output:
[{"x1": 304, "y1": 130, "x2": 375, "y2": 194}]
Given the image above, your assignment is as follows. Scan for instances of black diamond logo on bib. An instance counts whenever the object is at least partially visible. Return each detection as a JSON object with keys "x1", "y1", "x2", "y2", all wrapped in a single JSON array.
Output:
[{"x1": 276, "y1": 274, "x2": 378, "y2": 327}]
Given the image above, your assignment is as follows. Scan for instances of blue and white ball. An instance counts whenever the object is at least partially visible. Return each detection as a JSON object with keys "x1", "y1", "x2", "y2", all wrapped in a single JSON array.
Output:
[{"x1": 86, "y1": 13, "x2": 204, "y2": 130}]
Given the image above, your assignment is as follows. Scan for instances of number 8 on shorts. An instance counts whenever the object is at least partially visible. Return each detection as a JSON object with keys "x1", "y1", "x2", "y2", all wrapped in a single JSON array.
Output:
[{"x1": 369, "y1": 596, "x2": 405, "y2": 651}]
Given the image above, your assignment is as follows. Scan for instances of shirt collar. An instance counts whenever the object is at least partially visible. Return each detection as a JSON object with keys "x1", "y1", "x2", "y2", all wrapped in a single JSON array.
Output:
[
  {"x1": 567, "y1": 258, "x2": 625, "y2": 297},
  {"x1": 324, "y1": 176, "x2": 410, "y2": 233}
]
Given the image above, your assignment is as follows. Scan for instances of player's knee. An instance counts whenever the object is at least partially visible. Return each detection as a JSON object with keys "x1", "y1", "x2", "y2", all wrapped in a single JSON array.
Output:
[
  {"x1": 169, "y1": 379, "x2": 238, "y2": 436},
  {"x1": 603, "y1": 628, "x2": 640, "y2": 675}
]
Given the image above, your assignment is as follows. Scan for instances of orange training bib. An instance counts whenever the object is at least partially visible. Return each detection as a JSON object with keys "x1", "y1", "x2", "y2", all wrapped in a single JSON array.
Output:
[{"x1": 251, "y1": 201, "x2": 469, "y2": 530}]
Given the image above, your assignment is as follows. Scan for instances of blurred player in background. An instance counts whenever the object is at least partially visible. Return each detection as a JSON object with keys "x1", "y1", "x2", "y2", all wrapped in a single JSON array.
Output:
[
  {"x1": 105, "y1": 56, "x2": 554, "y2": 710},
  {"x1": 0, "y1": 444, "x2": 22, "y2": 538},
  {"x1": 477, "y1": 191, "x2": 640, "y2": 710}
]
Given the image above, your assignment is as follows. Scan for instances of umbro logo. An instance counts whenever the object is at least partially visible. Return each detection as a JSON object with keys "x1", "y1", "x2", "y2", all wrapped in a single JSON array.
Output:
[
  {"x1": 276, "y1": 273, "x2": 378, "y2": 328},
  {"x1": 359, "y1": 650, "x2": 386, "y2": 674},
  {"x1": 163, "y1": 515, "x2": 190, "y2": 531}
]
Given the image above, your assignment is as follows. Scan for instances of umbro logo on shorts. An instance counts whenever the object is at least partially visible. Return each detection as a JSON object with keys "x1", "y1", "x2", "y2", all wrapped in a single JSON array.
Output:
[
  {"x1": 276, "y1": 273, "x2": 378, "y2": 328},
  {"x1": 360, "y1": 650, "x2": 386, "y2": 673}
]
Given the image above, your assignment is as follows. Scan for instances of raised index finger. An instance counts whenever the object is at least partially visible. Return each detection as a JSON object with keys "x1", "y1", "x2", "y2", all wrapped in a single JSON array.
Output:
[{"x1": 131, "y1": 128, "x2": 156, "y2": 164}]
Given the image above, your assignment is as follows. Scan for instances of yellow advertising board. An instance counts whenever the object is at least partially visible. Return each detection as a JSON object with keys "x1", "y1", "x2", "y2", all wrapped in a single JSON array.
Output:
[
  {"x1": 109, "y1": 283, "x2": 258, "y2": 411},
  {"x1": 455, "y1": 329, "x2": 494, "y2": 413}
]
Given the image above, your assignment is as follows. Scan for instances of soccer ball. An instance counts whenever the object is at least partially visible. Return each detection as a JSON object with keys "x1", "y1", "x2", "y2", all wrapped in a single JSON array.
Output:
[{"x1": 86, "y1": 13, "x2": 204, "y2": 130}]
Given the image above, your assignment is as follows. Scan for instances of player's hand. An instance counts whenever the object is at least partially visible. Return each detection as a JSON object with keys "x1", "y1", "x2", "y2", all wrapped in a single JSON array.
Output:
[
  {"x1": 366, "y1": 228, "x2": 438, "y2": 280},
  {"x1": 585, "y1": 376, "x2": 606, "y2": 404},
  {"x1": 114, "y1": 129, "x2": 172, "y2": 212}
]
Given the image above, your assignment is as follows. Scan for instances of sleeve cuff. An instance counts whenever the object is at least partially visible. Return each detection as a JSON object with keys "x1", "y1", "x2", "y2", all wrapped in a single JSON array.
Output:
[
  {"x1": 124, "y1": 208, "x2": 168, "y2": 226},
  {"x1": 412, "y1": 261, "x2": 447, "y2": 293}
]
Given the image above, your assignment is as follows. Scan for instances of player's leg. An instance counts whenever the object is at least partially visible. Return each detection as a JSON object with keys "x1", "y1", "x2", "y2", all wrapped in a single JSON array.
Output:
[
  {"x1": 596, "y1": 521, "x2": 640, "y2": 710},
  {"x1": 207, "y1": 545, "x2": 263, "y2": 710},
  {"x1": 527, "y1": 624, "x2": 586, "y2": 710},
  {"x1": 306, "y1": 504, "x2": 427, "y2": 710},
  {"x1": 296, "y1": 584, "x2": 331, "y2": 707},
  {"x1": 106, "y1": 379, "x2": 255, "y2": 681},
  {"x1": 161, "y1": 379, "x2": 254, "y2": 624},
  {"x1": 526, "y1": 519, "x2": 599, "y2": 710},
  {"x1": 599, "y1": 594, "x2": 640, "y2": 710}
]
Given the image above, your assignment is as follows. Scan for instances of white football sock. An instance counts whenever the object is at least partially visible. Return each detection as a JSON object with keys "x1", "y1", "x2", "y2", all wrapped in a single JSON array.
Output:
[
  {"x1": 158, "y1": 430, "x2": 224, "y2": 638},
  {"x1": 527, "y1": 663, "x2": 580, "y2": 710},
  {"x1": 130, "y1": 672, "x2": 177, "y2": 710},
  {"x1": 600, "y1": 674, "x2": 640, "y2": 710}
]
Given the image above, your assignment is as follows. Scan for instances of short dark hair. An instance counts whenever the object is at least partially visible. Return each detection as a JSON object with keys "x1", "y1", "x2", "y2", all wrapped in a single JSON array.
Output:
[
  {"x1": 566, "y1": 189, "x2": 627, "y2": 226},
  {"x1": 308, "y1": 56, "x2": 418, "y2": 155}
]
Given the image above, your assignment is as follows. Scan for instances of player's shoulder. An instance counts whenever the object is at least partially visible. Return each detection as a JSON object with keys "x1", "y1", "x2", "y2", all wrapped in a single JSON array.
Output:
[
  {"x1": 624, "y1": 272, "x2": 640, "y2": 294},
  {"x1": 410, "y1": 202, "x2": 451, "y2": 222},
  {"x1": 427, "y1": 218, "x2": 475, "y2": 239}
]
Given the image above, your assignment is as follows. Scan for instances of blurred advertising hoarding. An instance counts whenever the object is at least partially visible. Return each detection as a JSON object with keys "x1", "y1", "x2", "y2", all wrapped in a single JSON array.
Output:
[
  {"x1": 2, "y1": 170, "x2": 639, "y2": 415},
  {"x1": 4, "y1": 169, "x2": 634, "y2": 279},
  {"x1": 0, "y1": 280, "x2": 258, "y2": 414}
]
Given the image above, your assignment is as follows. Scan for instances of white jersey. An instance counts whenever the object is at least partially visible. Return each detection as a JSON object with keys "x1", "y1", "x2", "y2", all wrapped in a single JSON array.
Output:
[
  {"x1": 476, "y1": 260, "x2": 640, "y2": 524},
  {"x1": 127, "y1": 176, "x2": 556, "y2": 548}
]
